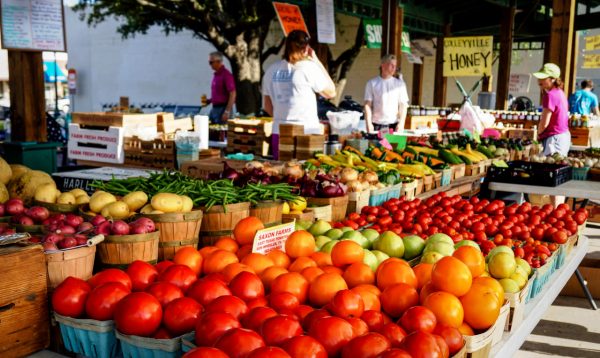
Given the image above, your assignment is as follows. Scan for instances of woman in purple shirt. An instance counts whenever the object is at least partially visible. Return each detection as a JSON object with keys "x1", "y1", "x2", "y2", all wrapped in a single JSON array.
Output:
[{"x1": 533, "y1": 63, "x2": 570, "y2": 156}]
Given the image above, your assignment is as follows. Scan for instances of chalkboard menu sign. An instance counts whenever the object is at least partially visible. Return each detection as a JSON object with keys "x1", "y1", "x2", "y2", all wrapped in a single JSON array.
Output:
[{"x1": 1, "y1": 0, "x2": 66, "y2": 52}]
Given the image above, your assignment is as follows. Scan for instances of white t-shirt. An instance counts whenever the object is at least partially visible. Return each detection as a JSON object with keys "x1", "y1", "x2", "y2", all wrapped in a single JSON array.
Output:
[
  {"x1": 262, "y1": 59, "x2": 328, "y2": 134},
  {"x1": 364, "y1": 75, "x2": 410, "y2": 125}
]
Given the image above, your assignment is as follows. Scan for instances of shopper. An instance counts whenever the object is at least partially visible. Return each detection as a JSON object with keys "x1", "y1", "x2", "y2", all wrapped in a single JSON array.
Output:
[
  {"x1": 262, "y1": 30, "x2": 336, "y2": 159},
  {"x1": 363, "y1": 54, "x2": 410, "y2": 133},
  {"x1": 207, "y1": 52, "x2": 236, "y2": 124},
  {"x1": 533, "y1": 63, "x2": 570, "y2": 156},
  {"x1": 569, "y1": 79, "x2": 599, "y2": 116}
]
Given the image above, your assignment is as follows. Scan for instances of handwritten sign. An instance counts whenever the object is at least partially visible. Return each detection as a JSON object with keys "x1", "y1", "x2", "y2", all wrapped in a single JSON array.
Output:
[
  {"x1": 252, "y1": 221, "x2": 296, "y2": 254},
  {"x1": 273, "y1": 2, "x2": 308, "y2": 36},
  {"x1": 508, "y1": 74, "x2": 531, "y2": 93},
  {"x1": 583, "y1": 54, "x2": 600, "y2": 69},
  {"x1": 443, "y1": 36, "x2": 493, "y2": 77},
  {"x1": 585, "y1": 34, "x2": 600, "y2": 51},
  {"x1": 316, "y1": 0, "x2": 335, "y2": 44},
  {"x1": 1, "y1": 0, "x2": 65, "y2": 51}
]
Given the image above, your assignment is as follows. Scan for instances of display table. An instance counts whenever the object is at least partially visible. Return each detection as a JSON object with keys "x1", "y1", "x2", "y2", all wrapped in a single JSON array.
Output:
[
  {"x1": 417, "y1": 174, "x2": 485, "y2": 200},
  {"x1": 492, "y1": 235, "x2": 590, "y2": 357}
]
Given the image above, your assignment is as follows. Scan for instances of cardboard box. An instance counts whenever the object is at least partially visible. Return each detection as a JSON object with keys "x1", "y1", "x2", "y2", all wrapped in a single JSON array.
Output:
[
  {"x1": 52, "y1": 167, "x2": 153, "y2": 195},
  {"x1": 158, "y1": 113, "x2": 194, "y2": 134},
  {"x1": 67, "y1": 123, "x2": 125, "y2": 164},
  {"x1": 560, "y1": 258, "x2": 600, "y2": 299}
]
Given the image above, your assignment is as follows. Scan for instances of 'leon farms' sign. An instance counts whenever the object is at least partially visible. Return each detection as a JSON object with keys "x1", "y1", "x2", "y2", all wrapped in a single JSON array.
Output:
[
  {"x1": 363, "y1": 19, "x2": 410, "y2": 53},
  {"x1": 443, "y1": 36, "x2": 493, "y2": 77}
]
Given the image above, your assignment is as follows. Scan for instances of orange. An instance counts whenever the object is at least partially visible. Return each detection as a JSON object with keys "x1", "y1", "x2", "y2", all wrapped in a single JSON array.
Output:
[
  {"x1": 203, "y1": 249, "x2": 239, "y2": 275},
  {"x1": 310, "y1": 252, "x2": 333, "y2": 267},
  {"x1": 285, "y1": 231, "x2": 316, "y2": 258},
  {"x1": 214, "y1": 237, "x2": 239, "y2": 253},
  {"x1": 241, "y1": 253, "x2": 275, "y2": 275},
  {"x1": 260, "y1": 266, "x2": 288, "y2": 290},
  {"x1": 412, "y1": 263, "x2": 433, "y2": 290},
  {"x1": 352, "y1": 289, "x2": 381, "y2": 311},
  {"x1": 199, "y1": 246, "x2": 219, "y2": 258},
  {"x1": 301, "y1": 266, "x2": 324, "y2": 284},
  {"x1": 331, "y1": 240, "x2": 364, "y2": 267},
  {"x1": 453, "y1": 246, "x2": 486, "y2": 278},
  {"x1": 308, "y1": 272, "x2": 348, "y2": 307},
  {"x1": 458, "y1": 322, "x2": 475, "y2": 336},
  {"x1": 431, "y1": 256, "x2": 472, "y2": 297},
  {"x1": 173, "y1": 247, "x2": 203, "y2": 275},
  {"x1": 289, "y1": 257, "x2": 317, "y2": 272},
  {"x1": 222, "y1": 263, "x2": 255, "y2": 282},
  {"x1": 472, "y1": 276, "x2": 505, "y2": 303},
  {"x1": 352, "y1": 284, "x2": 381, "y2": 298},
  {"x1": 380, "y1": 283, "x2": 419, "y2": 318},
  {"x1": 270, "y1": 272, "x2": 310, "y2": 303},
  {"x1": 376, "y1": 259, "x2": 418, "y2": 290},
  {"x1": 343, "y1": 262, "x2": 375, "y2": 288},
  {"x1": 233, "y1": 216, "x2": 265, "y2": 245},
  {"x1": 423, "y1": 291, "x2": 464, "y2": 328},
  {"x1": 267, "y1": 249, "x2": 291, "y2": 269},
  {"x1": 419, "y1": 281, "x2": 437, "y2": 305},
  {"x1": 236, "y1": 244, "x2": 253, "y2": 261},
  {"x1": 321, "y1": 265, "x2": 344, "y2": 275},
  {"x1": 460, "y1": 284, "x2": 502, "y2": 330}
]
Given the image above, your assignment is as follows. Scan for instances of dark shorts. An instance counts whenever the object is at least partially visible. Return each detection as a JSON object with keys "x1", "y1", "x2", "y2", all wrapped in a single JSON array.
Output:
[
  {"x1": 374, "y1": 123, "x2": 398, "y2": 131},
  {"x1": 209, "y1": 105, "x2": 227, "y2": 124}
]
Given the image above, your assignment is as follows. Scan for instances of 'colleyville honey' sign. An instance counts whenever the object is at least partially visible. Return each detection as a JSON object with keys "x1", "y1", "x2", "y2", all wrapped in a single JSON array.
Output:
[{"x1": 443, "y1": 36, "x2": 493, "y2": 77}]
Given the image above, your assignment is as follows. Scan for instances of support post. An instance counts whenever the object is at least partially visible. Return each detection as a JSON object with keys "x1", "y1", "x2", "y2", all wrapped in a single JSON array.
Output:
[
  {"x1": 434, "y1": 24, "x2": 451, "y2": 107},
  {"x1": 496, "y1": 3, "x2": 516, "y2": 110},
  {"x1": 7, "y1": 51, "x2": 47, "y2": 142},
  {"x1": 568, "y1": 28, "x2": 579, "y2": 95},
  {"x1": 412, "y1": 61, "x2": 424, "y2": 106},
  {"x1": 548, "y1": 0, "x2": 576, "y2": 93},
  {"x1": 381, "y1": 0, "x2": 403, "y2": 59}
]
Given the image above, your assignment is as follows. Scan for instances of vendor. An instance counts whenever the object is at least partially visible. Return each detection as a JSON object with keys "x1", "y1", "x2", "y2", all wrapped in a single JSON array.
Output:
[
  {"x1": 262, "y1": 30, "x2": 336, "y2": 160},
  {"x1": 569, "y1": 80, "x2": 599, "y2": 116},
  {"x1": 208, "y1": 52, "x2": 236, "y2": 124},
  {"x1": 533, "y1": 63, "x2": 570, "y2": 156},
  {"x1": 363, "y1": 54, "x2": 410, "y2": 133}
]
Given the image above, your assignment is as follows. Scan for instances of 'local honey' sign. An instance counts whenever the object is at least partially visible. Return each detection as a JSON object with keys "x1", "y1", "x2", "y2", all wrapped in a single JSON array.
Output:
[
  {"x1": 273, "y1": 2, "x2": 308, "y2": 36},
  {"x1": 443, "y1": 36, "x2": 493, "y2": 77}
]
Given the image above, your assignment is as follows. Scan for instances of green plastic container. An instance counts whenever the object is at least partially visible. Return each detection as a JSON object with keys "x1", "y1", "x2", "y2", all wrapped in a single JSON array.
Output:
[
  {"x1": 2, "y1": 141, "x2": 62, "y2": 174},
  {"x1": 384, "y1": 134, "x2": 408, "y2": 151}
]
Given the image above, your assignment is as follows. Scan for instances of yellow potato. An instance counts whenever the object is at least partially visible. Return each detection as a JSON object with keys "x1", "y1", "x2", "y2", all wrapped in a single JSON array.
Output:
[
  {"x1": 150, "y1": 210, "x2": 164, "y2": 214},
  {"x1": 70, "y1": 188, "x2": 88, "y2": 197},
  {"x1": 90, "y1": 190, "x2": 108, "y2": 200},
  {"x1": 35, "y1": 183, "x2": 59, "y2": 203},
  {"x1": 101, "y1": 201, "x2": 130, "y2": 220},
  {"x1": 57, "y1": 192, "x2": 77, "y2": 205},
  {"x1": 151, "y1": 193, "x2": 183, "y2": 213},
  {"x1": 76, "y1": 195, "x2": 90, "y2": 205},
  {"x1": 122, "y1": 191, "x2": 148, "y2": 212},
  {"x1": 140, "y1": 204, "x2": 154, "y2": 214},
  {"x1": 181, "y1": 195, "x2": 194, "y2": 212},
  {"x1": 89, "y1": 192, "x2": 117, "y2": 213}
]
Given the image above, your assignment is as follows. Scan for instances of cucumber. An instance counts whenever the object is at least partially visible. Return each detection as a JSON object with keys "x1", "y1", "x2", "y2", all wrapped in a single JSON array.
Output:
[
  {"x1": 458, "y1": 155, "x2": 472, "y2": 165},
  {"x1": 477, "y1": 145, "x2": 494, "y2": 159},
  {"x1": 439, "y1": 149, "x2": 463, "y2": 165},
  {"x1": 404, "y1": 147, "x2": 418, "y2": 156}
]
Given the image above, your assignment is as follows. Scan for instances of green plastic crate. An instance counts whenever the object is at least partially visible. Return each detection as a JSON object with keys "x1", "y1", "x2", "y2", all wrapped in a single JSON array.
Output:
[
  {"x1": 384, "y1": 134, "x2": 408, "y2": 151},
  {"x1": 2, "y1": 141, "x2": 62, "y2": 174}
]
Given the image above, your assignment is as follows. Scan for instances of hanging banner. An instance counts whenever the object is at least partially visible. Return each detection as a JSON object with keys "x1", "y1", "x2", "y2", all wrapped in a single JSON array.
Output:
[
  {"x1": 316, "y1": 0, "x2": 335, "y2": 44},
  {"x1": 585, "y1": 34, "x2": 600, "y2": 51},
  {"x1": 508, "y1": 74, "x2": 531, "y2": 93},
  {"x1": 443, "y1": 36, "x2": 493, "y2": 77},
  {"x1": 273, "y1": 2, "x2": 308, "y2": 36},
  {"x1": 583, "y1": 54, "x2": 600, "y2": 69},
  {"x1": 362, "y1": 19, "x2": 410, "y2": 52},
  {"x1": 401, "y1": 32, "x2": 411, "y2": 54}
]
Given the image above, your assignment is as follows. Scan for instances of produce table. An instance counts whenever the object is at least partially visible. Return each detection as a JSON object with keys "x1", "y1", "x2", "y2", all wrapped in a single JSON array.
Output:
[
  {"x1": 417, "y1": 174, "x2": 485, "y2": 200},
  {"x1": 491, "y1": 235, "x2": 590, "y2": 357}
]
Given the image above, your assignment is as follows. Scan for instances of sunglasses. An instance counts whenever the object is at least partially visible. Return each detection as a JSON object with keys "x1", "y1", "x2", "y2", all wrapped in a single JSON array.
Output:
[{"x1": 209, "y1": 60, "x2": 220, "y2": 64}]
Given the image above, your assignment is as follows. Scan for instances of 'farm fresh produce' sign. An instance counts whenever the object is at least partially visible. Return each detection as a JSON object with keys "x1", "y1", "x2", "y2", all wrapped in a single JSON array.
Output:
[{"x1": 443, "y1": 36, "x2": 493, "y2": 77}]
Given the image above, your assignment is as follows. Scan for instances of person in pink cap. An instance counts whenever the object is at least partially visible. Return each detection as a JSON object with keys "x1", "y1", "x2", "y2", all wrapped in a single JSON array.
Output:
[{"x1": 533, "y1": 63, "x2": 570, "y2": 156}]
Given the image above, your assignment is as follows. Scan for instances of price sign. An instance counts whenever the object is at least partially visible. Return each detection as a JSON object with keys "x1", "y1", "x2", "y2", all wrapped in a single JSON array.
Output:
[{"x1": 252, "y1": 221, "x2": 296, "y2": 254}]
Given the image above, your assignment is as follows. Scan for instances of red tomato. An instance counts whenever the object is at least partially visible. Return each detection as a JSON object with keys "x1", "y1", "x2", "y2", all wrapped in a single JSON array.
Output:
[
  {"x1": 341, "y1": 332, "x2": 391, "y2": 358},
  {"x1": 400, "y1": 331, "x2": 442, "y2": 358},
  {"x1": 434, "y1": 334, "x2": 449, "y2": 358},
  {"x1": 399, "y1": 306, "x2": 437, "y2": 334},
  {"x1": 205, "y1": 295, "x2": 249, "y2": 320},
  {"x1": 243, "y1": 306, "x2": 278, "y2": 332},
  {"x1": 348, "y1": 212, "x2": 361, "y2": 222},
  {"x1": 163, "y1": 297, "x2": 203, "y2": 336},
  {"x1": 52, "y1": 277, "x2": 91, "y2": 318},
  {"x1": 214, "y1": 328, "x2": 265, "y2": 358},
  {"x1": 433, "y1": 324, "x2": 464, "y2": 355},
  {"x1": 85, "y1": 282, "x2": 130, "y2": 321},
  {"x1": 380, "y1": 323, "x2": 407, "y2": 348},
  {"x1": 229, "y1": 271, "x2": 265, "y2": 302},
  {"x1": 346, "y1": 317, "x2": 369, "y2": 337},
  {"x1": 260, "y1": 315, "x2": 303, "y2": 346},
  {"x1": 247, "y1": 346, "x2": 291, "y2": 358},
  {"x1": 379, "y1": 348, "x2": 412, "y2": 357},
  {"x1": 126, "y1": 260, "x2": 158, "y2": 292},
  {"x1": 158, "y1": 264, "x2": 197, "y2": 293},
  {"x1": 145, "y1": 282, "x2": 184, "y2": 307},
  {"x1": 153, "y1": 327, "x2": 172, "y2": 339},
  {"x1": 195, "y1": 312, "x2": 241, "y2": 346},
  {"x1": 308, "y1": 316, "x2": 354, "y2": 357},
  {"x1": 183, "y1": 347, "x2": 228, "y2": 358},
  {"x1": 154, "y1": 260, "x2": 174, "y2": 274},
  {"x1": 343, "y1": 220, "x2": 359, "y2": 230},
  {"x1": 88, "y1": 268, "x2": 132, "y2": 291},
  {"x1": 329, "y1": 289, "x2": 364, "y2": 319},
  {"x1": 187, "y1": 278, "x2": 232, "y2": 306},
  {"x1": 302, "y1": 309, "x2": 331, "y2": 332},
  {"x1": 282, "y1": 335, "x2": 327, "y2": 358},
  {"x1": 114, "y1": 292, "x2": 162, "y2": 337},
  {"x1": 361, "y1": 310, "x2": 386, "y2": 332},
  {"x1": 378, "y1": 216, "x2": 393, "y2": 227},
  {"x1": 295, "y1": 305, "x2": 314, "y2": 322},
  {"x1": 270, "y1": 292, "x2": 300, "y2": 313}
]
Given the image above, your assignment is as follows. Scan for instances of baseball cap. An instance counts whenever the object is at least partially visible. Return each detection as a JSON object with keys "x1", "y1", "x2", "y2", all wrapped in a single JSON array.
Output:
[{"x1": 533, "y1": 63, "x2": 561, "y2": 79}]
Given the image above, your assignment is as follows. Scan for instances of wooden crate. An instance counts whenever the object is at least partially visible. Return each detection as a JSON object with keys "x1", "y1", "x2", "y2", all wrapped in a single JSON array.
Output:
[
  {"x1": 296, "y1": 135, "x2": 325, "y2": 150},
  {"x1": 124, "y1": 136, "x2": 176, "y2": 169},
  {"x1": 228, "y1": 119, "x2": 273, "y2": 136},
  {"x1": 226, "y1": 142, "x2": 270, "y2": 157},
  {"x1": 278, "y1": 136, "x2": 296, "y2": 145},
  {"x1": 227, "y1": 119, "x2": 272, "y2": 157},
  {"x1": 72, "y1": 112, "x2": 158, "y2": 137},
  {"x1": 279, "y1": 124, "x2": 304, "y2": 137},
  {"x1": 68, "y1": 123, "x2": 125, "y2": 164},
  {"x1": 157, "y1": 113, "x2": 194, "y2": 134},
  {"x1": 179, "y1": 158, "x2": 248, "y2": 179},
  {"x1": 0, "y1": 245, "x2": 50, "y2": 357}
]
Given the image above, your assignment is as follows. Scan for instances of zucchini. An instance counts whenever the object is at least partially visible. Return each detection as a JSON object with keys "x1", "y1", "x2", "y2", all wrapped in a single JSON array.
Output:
[{"x1": 458, "y1": 155, "x2": 472, "y2": 165}]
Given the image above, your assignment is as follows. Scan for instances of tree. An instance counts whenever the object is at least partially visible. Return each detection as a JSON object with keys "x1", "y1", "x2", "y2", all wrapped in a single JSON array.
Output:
[{"x1": 75, "y1": 1, "x2": 364, "y2": 114}]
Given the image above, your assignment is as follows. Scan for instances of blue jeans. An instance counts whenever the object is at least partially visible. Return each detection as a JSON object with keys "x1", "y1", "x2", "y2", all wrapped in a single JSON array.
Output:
[{"x1": 209, "y1": 105, "x2": 227, "y2": 124}]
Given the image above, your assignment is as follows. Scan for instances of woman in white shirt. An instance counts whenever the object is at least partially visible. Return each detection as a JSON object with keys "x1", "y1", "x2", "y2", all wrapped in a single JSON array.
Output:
[{"x1": 262, "y1": 30, "x2": 336, "y2": 159}]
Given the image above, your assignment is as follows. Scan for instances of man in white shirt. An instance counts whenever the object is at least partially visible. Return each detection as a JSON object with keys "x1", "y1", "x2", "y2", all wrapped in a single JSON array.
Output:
[{"x1": 364, "y1": 54, "x2": 410, "y2": 132}]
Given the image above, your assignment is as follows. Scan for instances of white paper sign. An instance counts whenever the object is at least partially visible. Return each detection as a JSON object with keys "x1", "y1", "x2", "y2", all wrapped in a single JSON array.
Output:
[
  {"x1": 405, "y1": 52, "x2": 423, "y2": 64},
  {"x1": 508, "y1": 74, "x2": 531, "y2": 93},
  {"x1": 1, "y1": 0, "x2": 66, "y2": 51},
  {"x1": 252, "y1": 221, "x2": 296, "y2": 254},
  {"x1": 316, "y1": 0, "x2": 335, "y2": 44}
]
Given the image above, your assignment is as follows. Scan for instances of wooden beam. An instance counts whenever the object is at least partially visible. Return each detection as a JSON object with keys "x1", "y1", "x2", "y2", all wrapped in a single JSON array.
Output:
[
  {"x1": 7, "y1": 51, "x2": 47, "y2": 142},
  {"x1": 567, "y1": 28, "x2": 579, "y2": 95},
  {"x1": 434, "y1": 24, "x2": 451, "y2": 107},
  {"x1": 412, "y1": 61, "x2": 424, "y2": 106},
  {"x1": 496, "y1": 4, "x2": 515, "y2": 110},
  {"x1": 381, "y1": 0, "x2": 403, "y2": 59},
  {"x1": 548, "y1": 0, "x2": 576, "y2": 94}
]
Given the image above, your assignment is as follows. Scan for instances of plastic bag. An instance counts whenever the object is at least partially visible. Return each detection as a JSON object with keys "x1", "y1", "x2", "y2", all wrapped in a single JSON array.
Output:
[
  {"x1": 175, "y1": 131, "x2": 201, "y2": 168},
  {"x1": 326, "y1": 110, "x2": 361, "y2": 135},
  {"x1": 459, "y1": 102, "x2": 494, "y2": 135}
]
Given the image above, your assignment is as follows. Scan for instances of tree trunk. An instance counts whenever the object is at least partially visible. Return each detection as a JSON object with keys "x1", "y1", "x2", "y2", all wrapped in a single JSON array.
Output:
[{"x1": 228, "y1": 29, "x2": 264, "y2": 115}]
